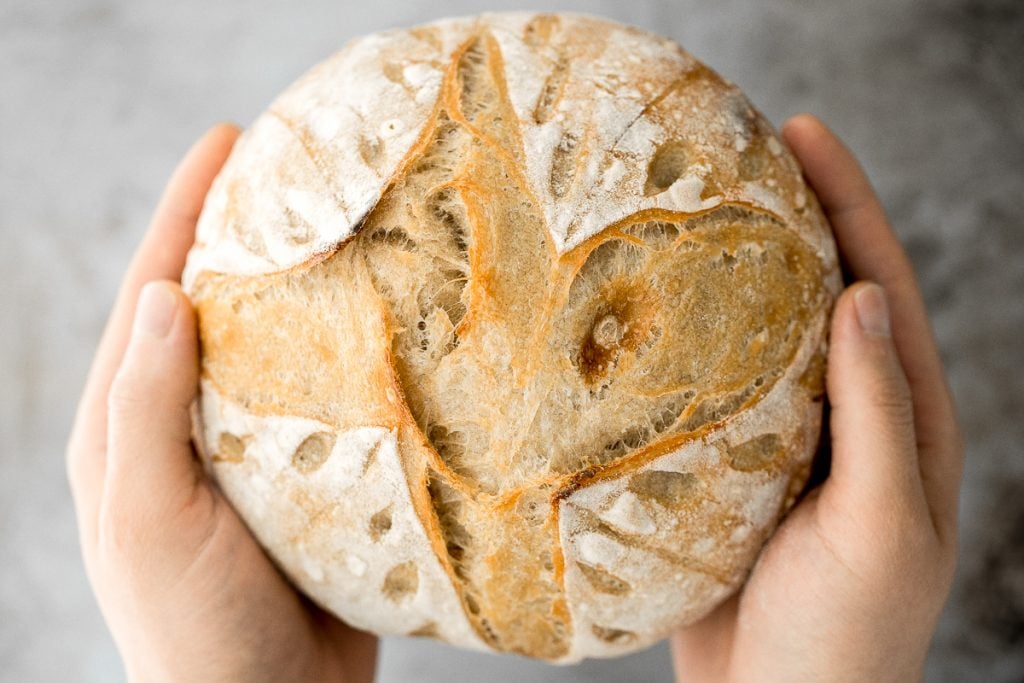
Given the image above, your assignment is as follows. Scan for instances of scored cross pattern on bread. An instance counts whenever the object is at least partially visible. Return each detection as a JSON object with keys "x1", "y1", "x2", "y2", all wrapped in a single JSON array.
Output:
[{"x1": 185, "y1": 12, "x2": 840, "y2": 661}]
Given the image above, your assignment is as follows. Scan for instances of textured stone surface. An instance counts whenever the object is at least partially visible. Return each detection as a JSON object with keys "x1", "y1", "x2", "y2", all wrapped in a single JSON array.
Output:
[{"x1": 1, "y1": 0, "x2": 1021, "y2": 680}]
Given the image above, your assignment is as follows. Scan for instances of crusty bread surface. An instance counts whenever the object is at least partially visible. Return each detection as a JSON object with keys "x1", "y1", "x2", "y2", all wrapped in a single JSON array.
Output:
[{"x1": 184, "y1": 11, "x2": 840, "y2": 661}]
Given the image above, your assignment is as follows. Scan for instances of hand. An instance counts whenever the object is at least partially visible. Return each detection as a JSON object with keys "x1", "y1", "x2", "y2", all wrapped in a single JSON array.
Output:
[
  {"x1": 670, "y1": 115, "x2": 963, "y2": 682},
  {"x1": 66, "y1": 124, "x2": 378, "y2": 683}
]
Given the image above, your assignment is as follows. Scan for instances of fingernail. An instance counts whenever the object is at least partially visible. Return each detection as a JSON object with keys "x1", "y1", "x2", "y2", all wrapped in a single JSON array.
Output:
[
  {"x1": 135, "y1": 282, "x2": 177, "y2": 339},
  {"x1": 854, "y1": 283, "x2": 891, "y2": 338}
]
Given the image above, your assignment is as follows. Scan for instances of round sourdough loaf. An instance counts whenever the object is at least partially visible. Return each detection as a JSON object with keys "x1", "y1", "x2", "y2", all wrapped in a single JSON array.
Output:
[{"x1": 184, "y1": 12, "x2": 841, "y2": 661}]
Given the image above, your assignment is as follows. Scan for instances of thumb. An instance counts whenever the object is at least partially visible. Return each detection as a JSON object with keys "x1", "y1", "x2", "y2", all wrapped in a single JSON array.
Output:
[
  {"x1": 105, "y1": 280, "x2": 201, "y2": 510},
  {"x1": 822, "y1": 282, "x2": 925, "y2": 514}
]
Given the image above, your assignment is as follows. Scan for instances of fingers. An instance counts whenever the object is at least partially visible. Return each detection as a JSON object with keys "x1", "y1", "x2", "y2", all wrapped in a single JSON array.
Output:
[
  {"x1": 104, "y1": 282, "x2": 202, "y2": 516},
  {"x1": 67, "y1": 123, "x2": 239, "y2": 547},
  {"x1": 823, "y1": 282, "x2": 927, "y2": 521},
  {"x1": 78, "y1": 123, "x2": 239, "y2": 433},
  {"x1": 782, "y1": 114, "x2": 961, "y2": 539}
]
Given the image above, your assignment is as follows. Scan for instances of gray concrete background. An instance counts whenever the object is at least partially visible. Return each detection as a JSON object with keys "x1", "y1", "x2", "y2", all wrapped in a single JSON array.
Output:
[{"x1": 2, "y1": 0, "x2": 1022, "y2": 680}]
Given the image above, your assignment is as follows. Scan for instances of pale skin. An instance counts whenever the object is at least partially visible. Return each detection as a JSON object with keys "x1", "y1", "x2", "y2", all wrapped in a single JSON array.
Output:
[
  {"x1": 67, "y1": 115, "x2": 961, "y2": 682},
  {"x1": 670, "y1": 114, "x2": 963, "y2": 682}
]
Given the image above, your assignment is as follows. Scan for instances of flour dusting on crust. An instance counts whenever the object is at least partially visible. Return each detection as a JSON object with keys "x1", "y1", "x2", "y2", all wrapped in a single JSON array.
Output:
[
  {"x1": 198, "y1": 380, "x2": 488, "y2": 649},
  {"x1": 184, "y1": 11, "x2": 840, "y2": 662}
]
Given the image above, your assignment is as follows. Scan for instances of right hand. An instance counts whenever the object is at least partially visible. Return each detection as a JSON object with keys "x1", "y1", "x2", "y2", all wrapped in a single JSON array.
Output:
[{"x1": 670, "y1": 114, "x2": 963, "y2": 682}]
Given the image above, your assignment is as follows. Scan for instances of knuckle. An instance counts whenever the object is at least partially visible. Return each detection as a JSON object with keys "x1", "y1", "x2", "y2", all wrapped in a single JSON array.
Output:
[
  {"x1": 867, "y1": 372, "x2": 914, "y2": 425},
  {"x1": 106, "y1": 370, "x2": 155, "y2": 420}
]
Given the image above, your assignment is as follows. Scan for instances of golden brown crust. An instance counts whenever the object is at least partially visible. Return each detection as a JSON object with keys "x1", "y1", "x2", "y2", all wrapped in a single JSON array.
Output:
[{"x1": 186, "y1": 12, "x2": 839, "y2": 661}]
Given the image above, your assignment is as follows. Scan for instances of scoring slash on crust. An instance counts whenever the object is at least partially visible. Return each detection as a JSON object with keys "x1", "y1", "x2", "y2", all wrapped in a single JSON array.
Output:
[{"x1": 185, "y1": 12, "x2": 840, "y2": 661}]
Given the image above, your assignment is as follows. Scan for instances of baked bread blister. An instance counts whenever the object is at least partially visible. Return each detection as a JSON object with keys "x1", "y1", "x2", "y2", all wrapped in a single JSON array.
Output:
[{"x1": 184, "y1": 12, "x2": 840, "y2": 661}]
